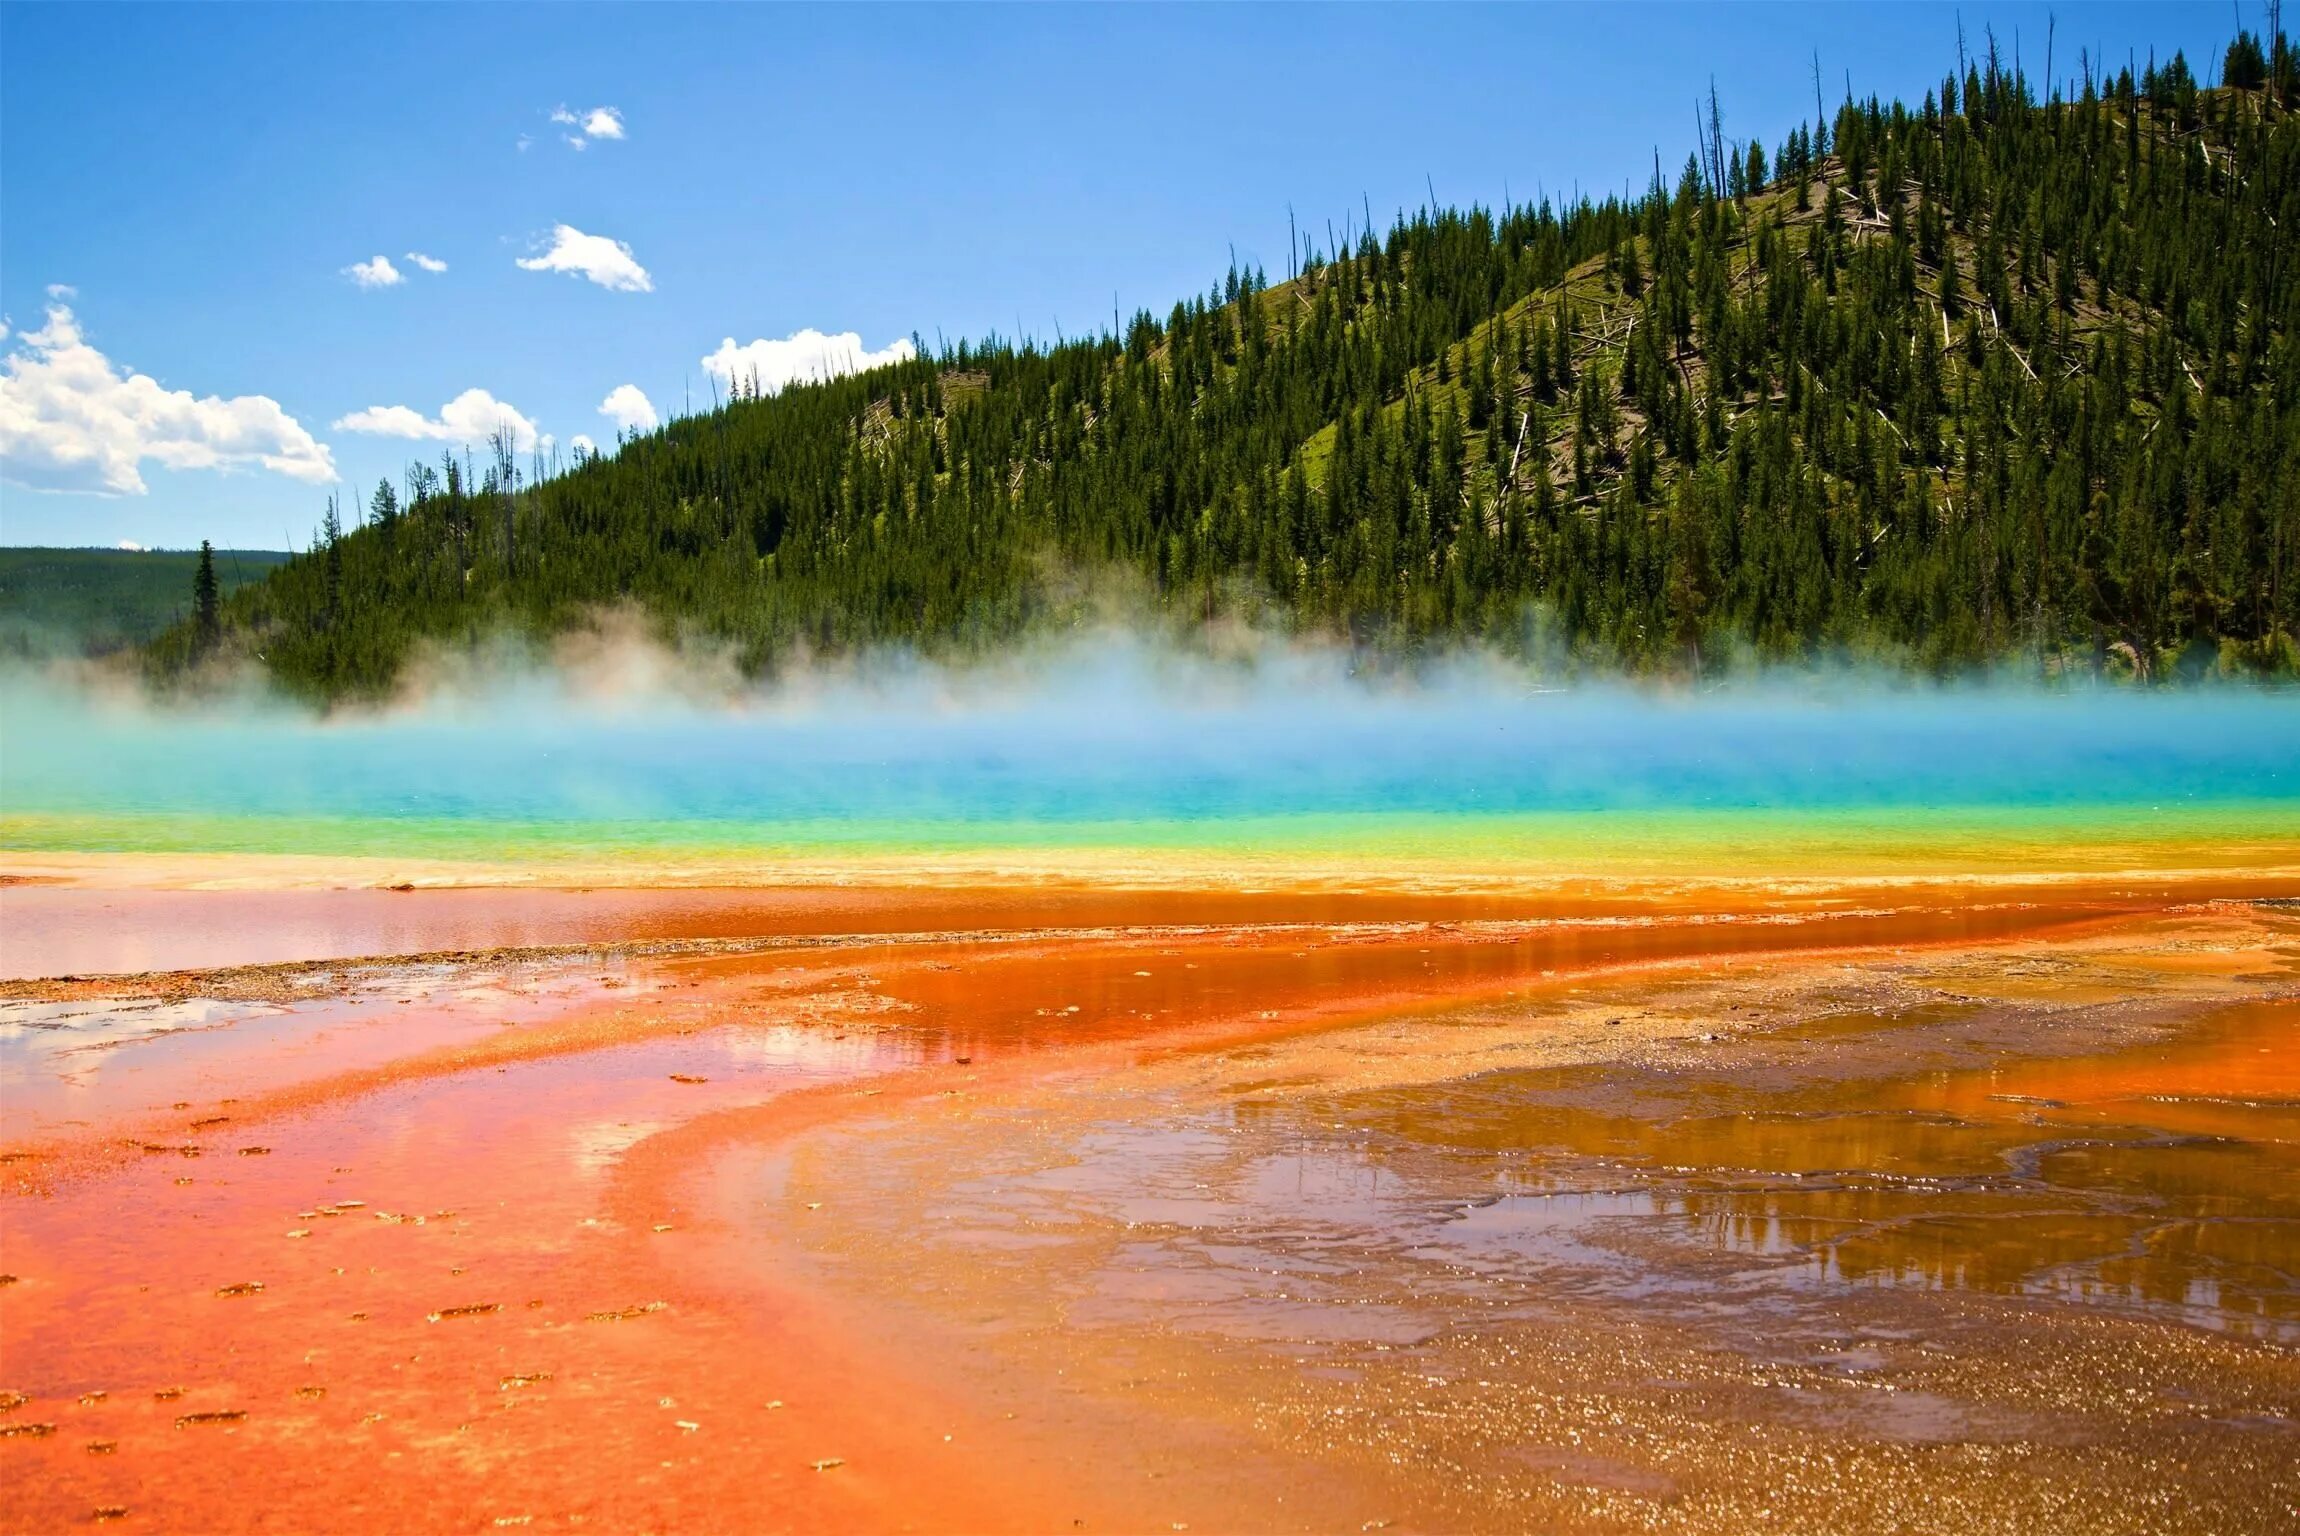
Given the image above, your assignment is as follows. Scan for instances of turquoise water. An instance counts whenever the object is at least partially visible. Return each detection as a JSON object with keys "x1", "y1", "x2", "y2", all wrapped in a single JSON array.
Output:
[{"x1": 4, "y1": 659, "x2": 2297, "y2": 862}]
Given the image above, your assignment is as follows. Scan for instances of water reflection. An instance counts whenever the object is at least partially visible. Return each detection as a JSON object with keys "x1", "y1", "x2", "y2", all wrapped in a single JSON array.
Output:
[{"x1": 1339, "y1": 1000, "x2": 2300, "y2": 1339}]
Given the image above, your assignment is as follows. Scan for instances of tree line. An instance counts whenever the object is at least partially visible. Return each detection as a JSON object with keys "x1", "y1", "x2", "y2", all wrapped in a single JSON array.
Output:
[{"x1": 156, "y1": 27, "x2": 2300, "y2": 695}]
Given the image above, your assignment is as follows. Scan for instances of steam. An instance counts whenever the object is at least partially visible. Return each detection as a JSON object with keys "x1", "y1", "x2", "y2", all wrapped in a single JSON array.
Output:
[{"x1": 2, "y1": 621, "x2": 2294, "y2": 847}]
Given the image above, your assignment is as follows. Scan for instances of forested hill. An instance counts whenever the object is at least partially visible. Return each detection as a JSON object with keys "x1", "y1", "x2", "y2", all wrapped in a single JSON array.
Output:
[{"x1": 163, "y1": 33, "x2": 2300, "y2": 696}]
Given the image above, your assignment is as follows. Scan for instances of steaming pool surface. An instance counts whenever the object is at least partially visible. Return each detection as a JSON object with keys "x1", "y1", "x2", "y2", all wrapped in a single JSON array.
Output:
[{"x1": 3, "y1": 673, "x2": 2297, "y2": 1532}]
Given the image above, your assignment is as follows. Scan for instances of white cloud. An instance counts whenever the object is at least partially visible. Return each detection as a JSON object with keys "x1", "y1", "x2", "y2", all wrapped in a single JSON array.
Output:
[
  {"x1": 46, "y1": 283, "x2": 77, "y2": 300},
  {"x1": 701, "y1": 329, "x2": 917, "y2": 396},
  {"x1": 405, "y1": 251, "x2": 448, "y2": 274},
  {"x1": 516, "y1": 224, "x2": 652, "y2": 293},
  {"x1": 332, "y1": 387, "x2": 542, "y2": 454},
  {"x1": 344, "y1": 255, "x2": 404, "y2": 289},
  {"x1": 550, "y1": 104, "x2": 624, "y2": 146},
  {"x1": 598, "y1": 383, "x2": 658, "y2": 434},
  {"x1": 116, "y1": 539, "x2": 144, "y2": 551},
  {"x1": 0, "y1": 302, "x2": 337, "y2": 496},
  {"x1": 569, "y1": 433, "x2": 597, "y2": 457}
]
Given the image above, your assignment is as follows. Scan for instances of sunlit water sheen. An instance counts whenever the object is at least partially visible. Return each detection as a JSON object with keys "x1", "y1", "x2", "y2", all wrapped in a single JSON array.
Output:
[{"x1": 4, "y1": 663, "x2": 2298, "y2": 867}]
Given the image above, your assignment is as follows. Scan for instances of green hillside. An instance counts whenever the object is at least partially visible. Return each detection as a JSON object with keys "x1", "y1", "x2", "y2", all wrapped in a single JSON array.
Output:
[
  {"x1": 3, "y1": 547, "x2": 290, "y2": 659},
  {"x1": 161, "y1": 32, "x2": 2300, "y2": 696}
]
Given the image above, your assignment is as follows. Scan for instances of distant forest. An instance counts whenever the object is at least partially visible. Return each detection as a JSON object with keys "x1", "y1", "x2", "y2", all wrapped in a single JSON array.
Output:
[
  {"x1": 2, "y1": 546, "x2": 288, "y2": 660},
  {"x1": 159, "y1": 29, "x2": 2300, "y2": 695}
]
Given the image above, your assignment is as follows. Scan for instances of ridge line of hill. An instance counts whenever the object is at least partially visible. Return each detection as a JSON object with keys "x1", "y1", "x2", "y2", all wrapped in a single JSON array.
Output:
[{"x1": 155, "y1": 32, "x2": 2300, "y2": 696}]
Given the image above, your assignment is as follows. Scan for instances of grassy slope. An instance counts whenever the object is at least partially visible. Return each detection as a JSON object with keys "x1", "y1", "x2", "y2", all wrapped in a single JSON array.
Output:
[{"x1": 1288, "y1": 153, "x2": 2156, "y2": 507}]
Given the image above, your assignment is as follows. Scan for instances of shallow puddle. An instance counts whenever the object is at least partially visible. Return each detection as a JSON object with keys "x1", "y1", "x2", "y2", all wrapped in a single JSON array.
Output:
[{"x1": 1300, "y1": 996, "x2": 2300, "y2": 1337}]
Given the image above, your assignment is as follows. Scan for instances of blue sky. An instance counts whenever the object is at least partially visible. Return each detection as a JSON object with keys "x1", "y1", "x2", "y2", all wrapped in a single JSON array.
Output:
[{"x1": 0, "y1": 1, "x2": 2247, "y2": 550}]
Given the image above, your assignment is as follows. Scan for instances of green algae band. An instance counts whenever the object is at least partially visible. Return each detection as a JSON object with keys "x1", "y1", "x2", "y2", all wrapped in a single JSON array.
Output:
[
  {"x1": 4, "y1": 668, "x2": 2296, "y2": 879},
  {"x1": 7, "y1": 803, "x2": 2300, "y2": 884}
]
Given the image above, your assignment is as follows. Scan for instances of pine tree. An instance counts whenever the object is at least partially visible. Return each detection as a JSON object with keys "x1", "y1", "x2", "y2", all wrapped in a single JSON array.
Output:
[
  {"x1": 145, "y1": 28, "x2": 2300, "y2": 696},
  {"x1": 370, "y1": 479, "x2": 399, "y2": 546},
  {"x1": 192, "y1": 540, "x2": 220, "y2": 654},
  {"x1": 319, "y1": 496, "x2": 343, "y2": 632}
]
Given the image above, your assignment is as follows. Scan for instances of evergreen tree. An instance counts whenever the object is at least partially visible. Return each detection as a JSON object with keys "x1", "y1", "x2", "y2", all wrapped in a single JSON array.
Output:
[
  {"x1": 192, "y1": 540, "x2": 220, "y2": 654},
  {"x1": 370, "y1": 479, "x2": 399, "y2": 546},
  {"x1": 145, "y1": 28, "x2": 2300, "y2": 695}
]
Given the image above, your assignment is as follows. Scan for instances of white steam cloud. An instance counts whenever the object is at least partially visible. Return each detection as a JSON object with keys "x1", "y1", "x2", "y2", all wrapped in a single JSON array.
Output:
[{"x1": 3, "y1": 629, "x2": 2292, "y2": 864}]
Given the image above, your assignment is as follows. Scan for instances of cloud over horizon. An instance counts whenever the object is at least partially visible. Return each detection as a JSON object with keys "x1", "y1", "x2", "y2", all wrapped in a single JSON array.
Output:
[
  {"x1": 0, "y1": 301, "x2": 337, "y2": 496},
  {"x1": 701, "y1": 329, "x2": 916, "y2": 397},
  {"x1": 598, "y1": 384, "x2": 658, "y2": 435},
  {"x1": 333, "y1": 387, "x2": 543, "y2": 454},
  {"x1": 516, "y1": 224, "x2": 652, "y2": 293}
]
